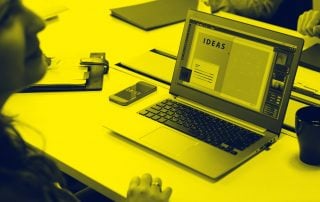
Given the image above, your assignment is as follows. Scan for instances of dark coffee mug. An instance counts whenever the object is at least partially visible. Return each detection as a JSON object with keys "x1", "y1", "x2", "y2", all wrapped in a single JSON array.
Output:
[{"x1": 295, "y1": 106, "x2": 320, "y2": 165}]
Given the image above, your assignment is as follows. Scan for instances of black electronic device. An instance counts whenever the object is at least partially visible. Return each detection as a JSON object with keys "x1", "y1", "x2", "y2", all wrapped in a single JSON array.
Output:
[{"x1": 109, "y1": 81, "x2": 157, "y2": 106}]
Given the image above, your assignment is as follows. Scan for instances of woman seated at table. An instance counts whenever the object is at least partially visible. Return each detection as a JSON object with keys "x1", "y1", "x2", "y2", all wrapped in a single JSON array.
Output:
[
  {"x1": 206, "y1": 0, "x2": 312, "y2": 30},
  {"x1": 298, "y1": 9, "x2": 320, "y2": 36},
  {"x1": 0, "y1": 0, "x2": 172, "y2": 201}
]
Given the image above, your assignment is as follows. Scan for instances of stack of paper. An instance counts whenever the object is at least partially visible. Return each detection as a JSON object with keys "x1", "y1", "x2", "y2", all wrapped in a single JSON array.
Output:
[
  {"x1": 294, "y1": 66, "x2": 320, "y2": 99},
  {"x1": 35, "y1": 58, "x2": 88, "y2": 86}
]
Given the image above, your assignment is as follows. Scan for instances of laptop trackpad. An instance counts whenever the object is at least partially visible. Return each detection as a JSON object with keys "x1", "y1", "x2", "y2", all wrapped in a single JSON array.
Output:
[{"x1": 140, "y1": 127, "x2": 198, "y2": 157}]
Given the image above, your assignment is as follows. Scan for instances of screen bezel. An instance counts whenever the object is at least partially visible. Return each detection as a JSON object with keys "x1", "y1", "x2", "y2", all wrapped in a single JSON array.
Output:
[{"x1": 170, "y1": 10, "x2": 304, "y2": 134}]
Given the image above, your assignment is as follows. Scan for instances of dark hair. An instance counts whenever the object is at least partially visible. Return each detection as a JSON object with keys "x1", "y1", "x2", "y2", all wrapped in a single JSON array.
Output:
[{"x1": 0, "y1": 114, "x2": 79, "y2": 201}]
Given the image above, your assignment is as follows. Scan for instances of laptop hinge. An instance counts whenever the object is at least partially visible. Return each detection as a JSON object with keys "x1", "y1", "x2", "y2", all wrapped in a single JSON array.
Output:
[{"x1": 175, "y1": 96, "x2": 267, "y2": 134}]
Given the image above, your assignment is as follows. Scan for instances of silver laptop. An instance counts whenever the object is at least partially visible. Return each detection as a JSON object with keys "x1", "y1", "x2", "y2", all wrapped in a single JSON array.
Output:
[{"x1": 105, "y1": 10, "x2": 304, "y2": 179}]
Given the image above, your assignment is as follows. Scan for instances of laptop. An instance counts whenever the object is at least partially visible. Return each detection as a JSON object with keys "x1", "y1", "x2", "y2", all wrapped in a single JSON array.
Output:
[{"x1": 105, "y1": 10, "x2": 304, "y2": 179}]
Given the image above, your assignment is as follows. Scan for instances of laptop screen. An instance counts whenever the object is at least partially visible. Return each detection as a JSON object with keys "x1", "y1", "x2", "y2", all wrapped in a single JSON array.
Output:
[{"x1": 170, "y1": 10, "x2": 304, "y2": 133}]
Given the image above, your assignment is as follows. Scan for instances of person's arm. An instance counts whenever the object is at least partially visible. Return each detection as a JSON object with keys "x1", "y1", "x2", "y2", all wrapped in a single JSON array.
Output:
[
  {"x1": 127, "y1": 174, "x2": 172, "y2": 202},
  {"x1": 297, "y1": 10, "x2": 320, "y2": 37},
  {"x1": 209, "y1": 0, "x2": 283, "y2": 19}
]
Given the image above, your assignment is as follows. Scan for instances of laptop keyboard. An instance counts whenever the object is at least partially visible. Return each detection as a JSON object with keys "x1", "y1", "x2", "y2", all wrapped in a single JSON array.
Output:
[{"x1": 139, "y1": 99, "x2": 262, "y2": 155}]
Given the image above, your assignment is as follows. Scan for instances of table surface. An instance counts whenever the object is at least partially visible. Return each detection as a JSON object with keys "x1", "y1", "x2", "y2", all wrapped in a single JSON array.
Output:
[{"x1": 5, "y1": 1, "x2": 320, "y2": 201}]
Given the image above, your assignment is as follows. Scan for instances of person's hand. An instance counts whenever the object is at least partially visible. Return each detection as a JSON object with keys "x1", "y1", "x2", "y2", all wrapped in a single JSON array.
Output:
[
  {"x1": 126, "y1": 173, "x2": 172, "y2": 202},
  {"x1": 297, "y1": 10, "x2": 320, "y2": 37}
]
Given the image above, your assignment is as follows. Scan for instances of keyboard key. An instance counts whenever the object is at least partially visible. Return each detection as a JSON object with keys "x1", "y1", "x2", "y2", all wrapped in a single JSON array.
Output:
[{"x1": 139, "y1": 99, "x2": 262, "y2": 155}]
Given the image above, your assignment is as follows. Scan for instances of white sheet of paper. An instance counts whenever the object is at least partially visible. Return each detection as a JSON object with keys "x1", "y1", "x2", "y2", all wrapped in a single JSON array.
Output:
[{"x1": 35, "y1": 58, "x2": 88, "y2": 85}]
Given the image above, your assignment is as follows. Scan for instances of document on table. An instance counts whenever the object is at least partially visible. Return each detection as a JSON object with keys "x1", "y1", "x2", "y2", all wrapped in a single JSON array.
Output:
[
  {"x1": 34, "y1": 58, "x2": 88, "y2": 86},
  {"x1": 117, "y1": 50, "x2": 176, "y2": 84},
  {"x1": 293, "y1": 66, "x2": 320, "y2": 103}
]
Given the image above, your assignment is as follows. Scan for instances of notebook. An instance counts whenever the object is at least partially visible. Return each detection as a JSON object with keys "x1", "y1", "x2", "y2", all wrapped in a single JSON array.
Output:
[
  {"x1": 110, "y1": 0, "x2": 198, "y2": 30},
  {"x1": 105, "y1": 10, "x2": 304, "y2": 179},
  {"x1": 299, "y1": 43, "x2": 320, "y2": 72}
]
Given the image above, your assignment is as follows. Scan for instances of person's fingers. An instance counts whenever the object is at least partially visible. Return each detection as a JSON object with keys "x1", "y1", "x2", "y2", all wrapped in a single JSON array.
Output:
[
  {"x1": 297, "y1": 12, "x2": 306, "y2": 34},
  {"x1": 140, "y1": 173, "x2": 152, "y2": 188},
  {"x1": 313, "y1": 25, "x2": 320, "y2": 36},
  {"x1": 129, "y1": 176, "x2": 140, "y2": 189},
  {"x1": 151, "y1": 177, "x2": 162, "y2": 192},
  {"x1": 160, "y1": 187, "x2": 173, "y2": 201},
  {"x1": 299, "y1": 10, "x2": 314, "y2": 35},
  {"x1": 305, "y1": 12, "x2": 320, "y2": 36},
  {"x1": 302, "y1": 11, "x2": 313, "y2": 35},
  {"x1": 310, "y1": 11, "x2": 320, "y2": 36},
  {"x1": 298, "y1": 10, "x2": 320, "y2": 36},
  {"x1": 127, "y1": 176, "x2": 141, "y2": 198}
]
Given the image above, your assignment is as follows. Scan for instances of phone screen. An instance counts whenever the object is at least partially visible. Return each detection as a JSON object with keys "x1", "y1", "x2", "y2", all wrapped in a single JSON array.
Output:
[{"x1": 109, "y1": 81, "x2": 157, "y2": 105}]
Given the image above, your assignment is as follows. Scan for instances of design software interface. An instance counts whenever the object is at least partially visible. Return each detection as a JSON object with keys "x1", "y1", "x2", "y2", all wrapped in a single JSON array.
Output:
[{"x1": 178, "y1": 20, "x2": 297, "y2": 119}]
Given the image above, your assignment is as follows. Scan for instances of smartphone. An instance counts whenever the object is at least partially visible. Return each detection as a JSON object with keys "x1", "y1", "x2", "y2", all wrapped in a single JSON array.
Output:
[{"x1": 109, "y1": 81, "x2": 157, "y2": 106}]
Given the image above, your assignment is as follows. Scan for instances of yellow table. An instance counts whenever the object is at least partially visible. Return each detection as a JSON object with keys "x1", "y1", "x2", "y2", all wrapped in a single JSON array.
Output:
[{"x1": 5, "y1": 1, "x2": 320, "y2": 201}]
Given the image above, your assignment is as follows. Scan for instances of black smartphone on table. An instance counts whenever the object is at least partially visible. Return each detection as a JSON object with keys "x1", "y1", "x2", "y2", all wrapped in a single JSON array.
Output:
[{"x1": 109, "y1": 81, "x2": 157, "y2": 106}]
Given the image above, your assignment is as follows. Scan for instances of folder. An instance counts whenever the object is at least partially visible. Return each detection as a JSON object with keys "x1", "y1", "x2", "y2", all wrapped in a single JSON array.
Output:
[
  {"x1": 110, "y1": 0, "x2": 198, "y2": 30},
  {"x1": 116, "y1": 49, "x2": 176, "y2": 84},
  {"x1": 22, "y1": 54, "x2": 108, "y2": 92},
  {"x1": 22, "y1": 66, "x2": 105, "y2": 92},
  {"x1": 299, "y1": 43, "x2": 320, "y2": 72}
]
